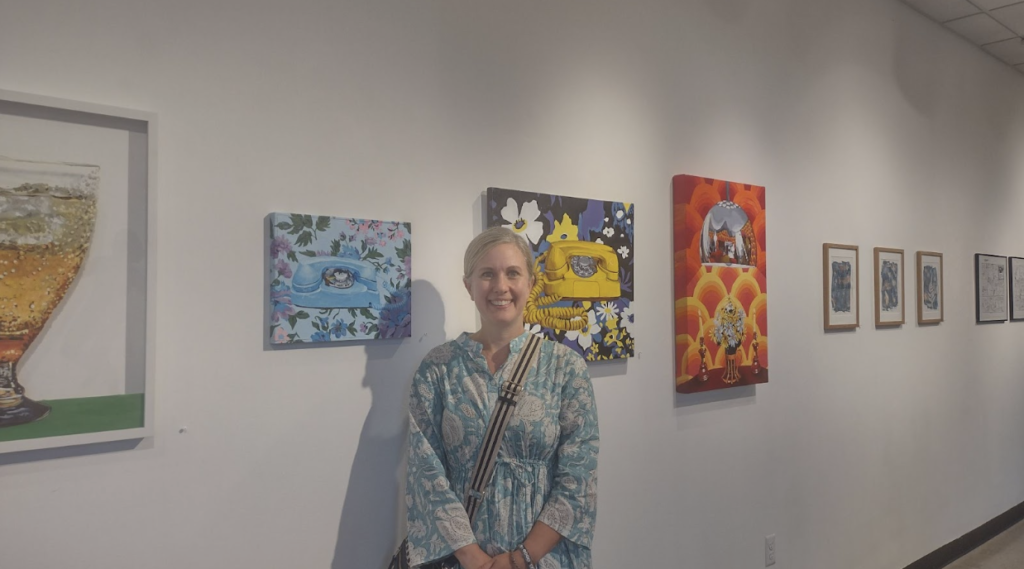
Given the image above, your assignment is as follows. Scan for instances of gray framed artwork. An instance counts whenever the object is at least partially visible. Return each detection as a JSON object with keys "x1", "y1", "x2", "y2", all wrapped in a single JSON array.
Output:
[
  {"x1": 975, "y1": 254, "x2": 1007, "y2": 323},
  {"x1": 916, "y1": 251, "x2": 943, "y2": 325},
  {"x1": 1010, "y1": 256, "x2": 1024, "y2": 322}
]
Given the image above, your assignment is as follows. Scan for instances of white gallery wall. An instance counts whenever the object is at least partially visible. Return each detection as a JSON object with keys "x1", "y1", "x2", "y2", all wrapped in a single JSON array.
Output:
[{"x1": 2, "y1": 0, "x2": 1024, "y2": 567}]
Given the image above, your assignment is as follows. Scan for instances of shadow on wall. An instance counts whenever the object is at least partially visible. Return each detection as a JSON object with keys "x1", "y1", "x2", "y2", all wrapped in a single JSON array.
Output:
[{"x1": 333, "y1": 279, "x2": 447, "y2": 569}]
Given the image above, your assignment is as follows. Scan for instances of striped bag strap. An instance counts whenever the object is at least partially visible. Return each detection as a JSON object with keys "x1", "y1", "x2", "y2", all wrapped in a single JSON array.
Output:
[{"x1": 463, "y1": 334, "x2": 542, "y2": 521}]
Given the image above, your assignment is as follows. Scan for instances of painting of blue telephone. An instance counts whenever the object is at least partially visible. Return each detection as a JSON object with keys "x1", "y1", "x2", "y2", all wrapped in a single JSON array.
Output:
[
  {"x1": 269, "y1": 213, "x2": 412, "y2": 344},
  {"x1": 290, "y1": 257, "x2": 386, "y2": 309}
]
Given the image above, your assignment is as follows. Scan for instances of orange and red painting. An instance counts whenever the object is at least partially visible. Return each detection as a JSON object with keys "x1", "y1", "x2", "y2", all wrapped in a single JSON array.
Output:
[{"x1": 673, "y1": 175, "x2": 767, "y2": 393}]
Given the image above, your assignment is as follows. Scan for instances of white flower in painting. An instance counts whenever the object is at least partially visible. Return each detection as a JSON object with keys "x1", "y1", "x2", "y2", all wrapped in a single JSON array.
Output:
[
  {"x1": 596, "y1": 301, "x2": 619, "y2": 323},
  {"x1": 565, "y1": 310, "x2": 600, "y2": 350},
  {"x1": 602, "y1": 226, "x2": 614, "y2": 238},
  {"x1": 617, "y1": 245, "x2": 630, "y2": 259},
  {"x1": 500, "y1": 198, "x2": 543, "y2": 244},
  {"x1": 619, "y1": 303, "x2": 634, "y2": 334},
  {"x1": 595, "y1": 238, "x2": 604, "y2": 244},
  {"x1": 524, "y1": 323, "x2": 543, "y2": 337}
]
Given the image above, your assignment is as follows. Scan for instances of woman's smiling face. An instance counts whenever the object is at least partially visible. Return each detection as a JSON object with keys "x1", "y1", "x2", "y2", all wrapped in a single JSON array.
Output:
[{"x1": 464, "y1": 243, "x2": 534, "y2": 331}]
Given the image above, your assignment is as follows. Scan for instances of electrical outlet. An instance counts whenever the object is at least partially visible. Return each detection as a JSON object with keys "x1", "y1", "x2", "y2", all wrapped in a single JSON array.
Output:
[{"x1": 765, "y1": 534, "x2": 776, "y2": 566}]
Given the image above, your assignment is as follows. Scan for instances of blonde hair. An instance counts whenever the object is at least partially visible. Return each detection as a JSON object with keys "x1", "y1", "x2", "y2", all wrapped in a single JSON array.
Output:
[{"x1": 463, "y1": 227, "x2": 535, "y2": 279}]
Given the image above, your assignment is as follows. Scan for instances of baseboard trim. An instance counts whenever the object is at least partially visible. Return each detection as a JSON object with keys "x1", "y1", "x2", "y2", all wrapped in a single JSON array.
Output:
[{"x1": 905, "y1": 499, "x2": 1024, "y2": 569}]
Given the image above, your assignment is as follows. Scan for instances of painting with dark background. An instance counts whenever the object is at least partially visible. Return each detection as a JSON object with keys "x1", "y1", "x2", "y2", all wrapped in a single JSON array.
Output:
[{"x1": 486, "y1": 187, "x2": 634, "y2": 361}]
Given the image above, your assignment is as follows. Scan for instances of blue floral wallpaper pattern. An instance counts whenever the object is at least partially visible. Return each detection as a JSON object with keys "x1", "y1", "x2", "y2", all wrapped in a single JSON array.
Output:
[{"x1": 268, "y1": 213, "x2": 411, "y2": 344}]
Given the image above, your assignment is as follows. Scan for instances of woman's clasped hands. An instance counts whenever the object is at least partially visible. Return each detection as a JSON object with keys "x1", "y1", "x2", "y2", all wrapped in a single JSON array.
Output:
[
  {"x1": 476, "y1": 551, "x2": 526, "y2": 569},
  {"x1": 457, "y1": 544, "x2": 529, "y2": 569}
]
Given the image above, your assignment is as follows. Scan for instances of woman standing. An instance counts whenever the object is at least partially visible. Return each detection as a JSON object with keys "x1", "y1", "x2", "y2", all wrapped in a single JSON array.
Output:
[{"x1": 405, "y1": 227, "x2": 599, "y2": 569}]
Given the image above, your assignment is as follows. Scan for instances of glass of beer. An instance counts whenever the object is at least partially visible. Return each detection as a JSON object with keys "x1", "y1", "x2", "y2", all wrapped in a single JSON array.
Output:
[{"x1": 0, "y1": 157, "x2": 98, "y2": 427}]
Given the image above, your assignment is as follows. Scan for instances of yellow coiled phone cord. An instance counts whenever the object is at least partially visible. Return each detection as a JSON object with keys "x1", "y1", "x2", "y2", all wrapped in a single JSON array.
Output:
[{"x1": 523, "y1": 252, "x2": 588, "y2": 331}]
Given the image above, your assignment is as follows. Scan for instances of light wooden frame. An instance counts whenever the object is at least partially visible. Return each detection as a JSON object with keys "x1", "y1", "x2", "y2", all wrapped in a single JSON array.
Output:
[
  {"x1": 823, "y1": 243, "x2": 859, "y2": 330},
  {"x1": 916, "y1": 251, "x2": 944, "y2": 325},
  {"x1": 874, "y1": 247, "x2": 905, "y2": 327},
  {"x1": 0, "y1": 89, "x2": 157, "y2": 454}
]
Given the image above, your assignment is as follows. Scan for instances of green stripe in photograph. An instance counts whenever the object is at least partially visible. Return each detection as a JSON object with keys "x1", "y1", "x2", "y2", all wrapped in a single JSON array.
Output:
[{"x1": 0, "y1": 394, "x2": 145, "y2": 442}]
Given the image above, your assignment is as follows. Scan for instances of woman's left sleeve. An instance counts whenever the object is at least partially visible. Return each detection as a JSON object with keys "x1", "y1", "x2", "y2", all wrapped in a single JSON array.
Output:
[{"x1": 537, "y1": 352, "x2": 599, "y2": 548}]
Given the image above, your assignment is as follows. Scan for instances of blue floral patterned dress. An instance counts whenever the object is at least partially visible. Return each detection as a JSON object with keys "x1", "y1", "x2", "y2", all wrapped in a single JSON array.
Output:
[{"x1": 405, "y1": 331, "x2": 599, "y2": 568}]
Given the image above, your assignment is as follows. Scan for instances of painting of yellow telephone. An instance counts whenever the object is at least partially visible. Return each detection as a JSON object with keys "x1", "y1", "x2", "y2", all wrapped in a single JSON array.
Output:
[{"x1": 487, "y1": 187, "x2": 635, "y2": 361}]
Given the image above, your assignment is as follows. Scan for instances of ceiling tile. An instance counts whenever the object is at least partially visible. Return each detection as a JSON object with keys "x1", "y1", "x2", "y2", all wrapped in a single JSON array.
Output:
[
  {"x1": 982, "y1": 37, "x2": 1024, "y2": 64},
  {"x1": 991, "y1": 3, "x2": 1024, "y2": 35},
  {"x1": 945, "y1": 13, "x2": 1016, "y2": 44},
  {"x1": 972, "y1": 0, "x2": 1024, "y2": 10},
  {"x1": 902, "y1": 0, "x2": 980, "y2": 22}
]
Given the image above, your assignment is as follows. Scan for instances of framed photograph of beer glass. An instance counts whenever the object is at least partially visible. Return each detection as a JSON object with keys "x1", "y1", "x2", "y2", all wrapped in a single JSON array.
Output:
[
  {"x1": 823, "y1": 243, "x2": 859, "y2": 330},
  {"x1": 917, "y1": 251, "x2": 943, "y2": 325},
  {"x1": 0, "y1": 89, "x2": 156, "y2": 454},
  {"x1": 1009, "y1": 257, "x2": 1024, "y2": 321},
  {"x1": 873, "y1": 247, "x2": 905, "y2": 327}
]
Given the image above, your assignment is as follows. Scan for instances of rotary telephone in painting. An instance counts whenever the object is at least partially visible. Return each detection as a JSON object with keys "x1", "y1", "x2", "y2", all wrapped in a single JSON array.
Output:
[
  {"x1": 290, "y1": 257, "x2": 385, "y2": 309},
  {"x1": 525, "y1": 240, "x2": 621, "y2": 331}
]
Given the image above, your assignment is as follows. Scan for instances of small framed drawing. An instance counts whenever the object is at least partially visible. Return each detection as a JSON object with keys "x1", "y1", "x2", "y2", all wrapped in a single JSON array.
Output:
[
  {"x1": 975, "y1": 254, "x2": 1008, "y2": 323},
  {"x1": 916, "y1": 251, "x2": 943, "y2": 325},
  {"x1": 873, "y1": 247, "x2": 905, "y2": 327},
  {"x1": 1009, "y1": 257, "x2": 1024, "y2": 321},
  {"x1": 823, "y1": 243, "x2": 859, "y2": 330}
]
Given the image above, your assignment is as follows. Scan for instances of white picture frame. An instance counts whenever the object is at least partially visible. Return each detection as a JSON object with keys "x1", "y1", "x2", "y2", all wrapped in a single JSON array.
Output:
[{"x1": 0, "y1": 89, "x2": 156, "y2": 453}]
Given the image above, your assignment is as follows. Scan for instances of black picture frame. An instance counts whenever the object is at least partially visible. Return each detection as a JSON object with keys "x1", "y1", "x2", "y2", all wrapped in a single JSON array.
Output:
[
  {"x1": 975, "y1": 254, "x2": 1008, "y2": 323},
  {"x1": 1010, "y1": 257, "x2": 1024, "y2": 321}
]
